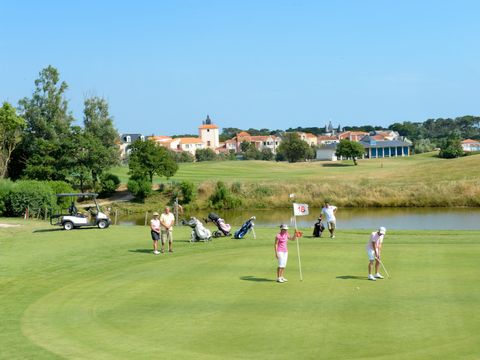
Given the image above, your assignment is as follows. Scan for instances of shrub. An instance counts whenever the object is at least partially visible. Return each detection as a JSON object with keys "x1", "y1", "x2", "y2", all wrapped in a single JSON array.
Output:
[
  {"x1": 46, "y1": 181, "x2": 75, "y2": 210},
  {"x1": 100, "y1": 173, "x2": 121, "y2": 197},
  {"x1": 195, "y1": 148, "x2": 217, "y2": 162},
  {"x1": 0, "y1": 179, "x2": 14, "y2": 215},
  {"x1": 5, "y1": 180, "x2": 56, "y2": 217},
  {"x1": 127, "y1": 178, "x2": 152, "y2": 199},
  {"x1": 439, "y1": 137, "x2": 464, "y2": 159},
  {"x1": 179, "y1": 181, "x2": 196, "y2": 204},
  {"x1": 261, "y1": 148, "x2": 274, "y2": 161},
  {"x1": 174, "y1": 151, "x2": 195, "y2": 163},
  {"x1": 209, "y1": 181, "x2": 242, "y2": 209}
]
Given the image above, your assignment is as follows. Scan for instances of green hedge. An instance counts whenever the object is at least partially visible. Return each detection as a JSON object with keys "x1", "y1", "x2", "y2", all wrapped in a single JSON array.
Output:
[{"x1": 4, "y1": 180, "x2": 56, "y2": 217}]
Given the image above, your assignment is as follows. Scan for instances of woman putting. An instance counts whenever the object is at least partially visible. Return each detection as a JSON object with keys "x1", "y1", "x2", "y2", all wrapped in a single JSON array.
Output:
[{"x1": 274, "y1": 224, "x2": 297, "y2": 283}]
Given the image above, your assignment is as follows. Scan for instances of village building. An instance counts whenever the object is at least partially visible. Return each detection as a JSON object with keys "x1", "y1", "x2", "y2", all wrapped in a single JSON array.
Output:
[
  {"x1": 359, "y1": 136, "x2": 413, "y2": 158},
  {"x1": 298, "y1": 132, "x2": 318, "y2": 146},
  {"x1": 178, "y1": 137, "x2": 205, "y2": 155},
  {"x1": 461, "y1": 139, "x2": 480, "y2": 152},
  {"x1": 338, "y1": 131, "x2": 369, "y2": 141},
  {"x1": 119, "y1": 133, "x2": 145, "y2": 159}
]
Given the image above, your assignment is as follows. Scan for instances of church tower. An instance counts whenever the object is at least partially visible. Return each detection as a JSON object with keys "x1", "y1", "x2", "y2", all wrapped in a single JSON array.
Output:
[{"x1": 199, "y1": 115, "x2": 219, "y2": 149}]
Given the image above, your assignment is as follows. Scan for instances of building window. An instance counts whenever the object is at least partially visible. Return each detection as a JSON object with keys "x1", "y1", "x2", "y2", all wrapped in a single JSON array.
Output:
[{"x1": 207, "y1": 141, "x2": 211, "y2": 146}]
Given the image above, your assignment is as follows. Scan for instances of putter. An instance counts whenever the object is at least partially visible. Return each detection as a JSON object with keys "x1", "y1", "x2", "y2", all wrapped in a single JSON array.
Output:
[{"x1": 376, "y1": 257, "x2": 391, "y2": 279}]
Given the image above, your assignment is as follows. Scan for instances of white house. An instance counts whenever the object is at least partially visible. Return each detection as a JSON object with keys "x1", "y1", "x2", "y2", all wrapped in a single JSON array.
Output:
[{"x1": 461, "y1": 139, "x2": 480, "y2": 152}]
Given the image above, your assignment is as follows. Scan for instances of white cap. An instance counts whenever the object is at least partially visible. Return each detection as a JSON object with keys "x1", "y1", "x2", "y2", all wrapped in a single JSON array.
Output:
[
  {"x1": 378, "y1": 226, "x2": 386, "y2": 235},
  {"x1": 280, "y1": 224, "x2": 289, "y2": 230}
]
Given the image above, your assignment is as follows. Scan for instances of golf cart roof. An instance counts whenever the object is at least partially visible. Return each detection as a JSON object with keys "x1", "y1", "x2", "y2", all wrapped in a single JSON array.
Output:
[{"x1": 56, "y1": 193, "x2": 98, "y2": 197}]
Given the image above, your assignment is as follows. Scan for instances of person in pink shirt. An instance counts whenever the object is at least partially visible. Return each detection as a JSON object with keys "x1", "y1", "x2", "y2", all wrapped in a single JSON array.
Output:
[
  {"x1": 274, "y1": 224, "x2": 297, "y2": 283},
  {"x1": 366, "y1": 226, "x2": 386, "y2": 280}
]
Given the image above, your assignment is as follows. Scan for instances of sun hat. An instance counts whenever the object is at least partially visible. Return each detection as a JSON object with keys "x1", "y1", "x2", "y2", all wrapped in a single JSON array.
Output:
[
  {"x1": 280, "y1": 224, "x2": 289, "y2": 230},
  {"x1": 378, "y1": 226, "x2": 386, "y2": 235},
  {"x1": 153, "y1": 212, "x2": 159, "y2": 216}
]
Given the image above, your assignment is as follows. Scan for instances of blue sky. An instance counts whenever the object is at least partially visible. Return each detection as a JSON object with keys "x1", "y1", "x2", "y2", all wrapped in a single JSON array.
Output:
[{"x1": 1, "y1": 0, "x2": 479, "y2": 135}]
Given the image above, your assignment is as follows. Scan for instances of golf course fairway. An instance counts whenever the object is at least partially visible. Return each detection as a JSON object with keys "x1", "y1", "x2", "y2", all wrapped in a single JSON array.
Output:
[{"x1": 1, "y1": 219, "x2": 479, "y2": 359}]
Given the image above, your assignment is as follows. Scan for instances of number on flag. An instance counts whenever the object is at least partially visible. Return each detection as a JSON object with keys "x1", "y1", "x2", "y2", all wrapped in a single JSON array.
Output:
[{"x1": 293, "y1": 203, "x2": 309, "y2": 216}]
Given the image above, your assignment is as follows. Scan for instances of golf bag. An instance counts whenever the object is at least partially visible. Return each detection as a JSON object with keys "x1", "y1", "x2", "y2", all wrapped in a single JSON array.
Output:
[
  {"x1": 207, "y1": 212, "x2": 231, "y2": 237},
  {"x1": 234, "y1": 216, "x2": 256, "y2": 239},
  {"x1": 182, "y1": 217, "x2": 212, "y2": 242},
  {"x1": 313, "y1": 218, "x2": 325, "y2": 237}
]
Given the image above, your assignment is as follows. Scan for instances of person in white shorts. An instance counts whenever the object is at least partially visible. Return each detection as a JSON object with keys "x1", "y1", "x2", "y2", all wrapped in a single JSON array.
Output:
[
  {"x1": 160, "y1": 206, "x2": 175, "y2": 253},
  {"x1": 321, "y1": 201, "x2": 337, "y2": 238},
  {"x1": 274, "y1": 224, "x2": 297, "y2": 283},
  {"x1": 366, "y1": 227, "x2": 386, "y2": 281}
]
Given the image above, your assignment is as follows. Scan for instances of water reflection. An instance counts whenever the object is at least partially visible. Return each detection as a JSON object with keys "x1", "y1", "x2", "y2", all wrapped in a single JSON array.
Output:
[{"x1": 116, "y1": 207, "x2": 480, "y2": 230}]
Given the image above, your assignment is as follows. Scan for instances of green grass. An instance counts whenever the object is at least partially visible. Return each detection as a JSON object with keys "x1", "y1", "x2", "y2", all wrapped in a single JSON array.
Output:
[
  {"x1": 112, "y1": 152, "x2": 480, "y2": 185},
  {"x1": 1, "y1": 218, "x2": 479, "y2": 359},
  {"x1": 111, "y1": 153, "x2": 480, "y2": 208}
]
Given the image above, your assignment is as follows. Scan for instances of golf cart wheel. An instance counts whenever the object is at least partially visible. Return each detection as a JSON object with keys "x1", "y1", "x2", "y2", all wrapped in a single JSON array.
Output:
[
  {"x1": 63, "y1": 221, "x2": 74, "y2": 231},
  {"x1": 97, "y1": 220, "x2": 108, "y2": 229}
]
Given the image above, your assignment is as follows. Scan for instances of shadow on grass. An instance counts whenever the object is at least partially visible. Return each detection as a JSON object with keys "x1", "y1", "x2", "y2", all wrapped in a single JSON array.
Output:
[
  {"x1": 33, "y1": 227, "x2": 98, "y2": 233},
  {"x1": 129, "y1": 249, "x2": 153, "y2": 254},
  {"x1": 336, "y1": 275, "x2": 369, "y2": 281},
  {"x1": 321, "y1": 163, "x2": 353, "y2": 167},
  {"x1": 240, "y1": 275, "x2": 276, "y2": 282}
]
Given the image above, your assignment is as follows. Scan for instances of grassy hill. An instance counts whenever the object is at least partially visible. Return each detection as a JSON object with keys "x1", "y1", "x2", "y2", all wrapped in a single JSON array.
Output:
[
  {"x1": 111, "y1": 153, "x2": 480, "y2": 208},
  {"x1": 1, "y1": 218, "x2": 479, "y2": 359}
]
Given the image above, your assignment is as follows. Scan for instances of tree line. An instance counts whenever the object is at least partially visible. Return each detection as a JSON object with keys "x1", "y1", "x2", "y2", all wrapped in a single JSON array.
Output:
[{"x1": 1, "y1": 66, "x2": 121, "y2": 194}]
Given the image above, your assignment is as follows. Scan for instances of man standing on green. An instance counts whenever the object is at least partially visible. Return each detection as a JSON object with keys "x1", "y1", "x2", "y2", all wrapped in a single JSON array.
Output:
[
  {"x1": 160, "y1": 206, "x2": 175, "y2": 253},
  {"x1": 321, "y1": 201, "x2": 337, "y2": 238}
]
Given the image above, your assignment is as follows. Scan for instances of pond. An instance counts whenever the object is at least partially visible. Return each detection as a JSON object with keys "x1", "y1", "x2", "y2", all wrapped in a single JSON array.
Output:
[{"x1": 116, "y1": 207, "x2": 480, "y2": 231}]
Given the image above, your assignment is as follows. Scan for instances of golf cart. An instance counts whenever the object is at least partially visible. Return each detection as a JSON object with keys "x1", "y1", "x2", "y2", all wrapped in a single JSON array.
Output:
[{"x1": 50, "y1": 193, "x2": 111, "y2": 230}]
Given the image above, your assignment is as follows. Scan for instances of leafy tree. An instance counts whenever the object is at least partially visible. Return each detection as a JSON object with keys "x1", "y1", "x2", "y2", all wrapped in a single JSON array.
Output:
[
  {"x1": 82, "y1": 96, "x2": 120, "y2": 188},
  {"x1": 335, "y1": 139, "x2": 365, "y2": 165},
  {"x1": 13, "y1": 66, "x2": 74, "y2": 180},
  {"x1": 0, "y1": 102, "x2": 25, "y2": 178},
  {"x1": 195, "y1": 148, "x2": 217, "y2": 162},
  {"x1": 413, "y1": 138, "x2": 435, "y2": 154},
  {"x1": 220, "y1": 127, "x2": 242, "y2": 142},
  {"x1": 276, "y1": 132, "x2": 310, "y2": 163},
  {"x1": 128, "y1": 139, "x2": 178, "y2": 183},
  {"x1": 439, "y1": 137, "x2": 464, "y2": 159}
]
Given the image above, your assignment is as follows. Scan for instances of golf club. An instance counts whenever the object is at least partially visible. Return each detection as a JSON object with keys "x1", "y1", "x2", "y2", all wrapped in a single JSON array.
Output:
[{"x1": 376, "y1": 257, "x2": 391, "y2": 279}]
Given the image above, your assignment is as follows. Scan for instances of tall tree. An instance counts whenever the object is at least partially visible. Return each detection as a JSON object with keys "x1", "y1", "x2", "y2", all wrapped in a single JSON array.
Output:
[
  {"x1": 276, "y1": 132, "x2": 311, "y2": 163},
  {"x1": 335, "y1": 139, "x2": 365, "y2": 165},
  {"x1": 12, "y1": 65, "x2": 74, "y2": 180},
  {"x1": 0, "y1": 102, "x2": 26, "y2": 178},
  {"x1": 83, "y1": 96, "x2": 120, "y2": 188}
]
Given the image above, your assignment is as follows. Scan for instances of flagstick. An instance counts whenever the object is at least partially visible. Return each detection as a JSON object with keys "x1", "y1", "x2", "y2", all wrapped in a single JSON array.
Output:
[{"x1": 294, "y1": 215, "x2": 303, "y2": 281}]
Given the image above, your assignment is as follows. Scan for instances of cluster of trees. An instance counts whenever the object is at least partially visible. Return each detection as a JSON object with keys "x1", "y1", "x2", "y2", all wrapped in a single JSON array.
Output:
[
  {"x1": 389, "y1": 116, "x2": 480, "y2": 157},
  {"x1": 1, "y1": 66, "x2": 121, "y2": 194}
]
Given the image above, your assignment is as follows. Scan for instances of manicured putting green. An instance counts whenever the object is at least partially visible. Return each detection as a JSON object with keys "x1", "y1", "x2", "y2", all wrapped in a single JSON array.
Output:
[{"x1": 1, "y1": 220, "x2": 479, "y2": 359}]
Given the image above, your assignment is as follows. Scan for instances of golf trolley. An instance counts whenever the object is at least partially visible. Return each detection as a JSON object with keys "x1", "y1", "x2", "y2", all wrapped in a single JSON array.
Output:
[{"x1": 50, "y1": 193, "x2": 111, "y2": 230}]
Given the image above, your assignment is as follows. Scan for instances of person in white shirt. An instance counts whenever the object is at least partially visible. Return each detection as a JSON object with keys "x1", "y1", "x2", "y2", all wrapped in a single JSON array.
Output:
[
  {"x1": 321, "y1": 201, "x2": 337, "y2": 238},
  {"x1": 366, "y1": 227, "x2": 386, "y2": 281},
  {"x1": 160, "y1": 206, "x2": 175, "y2": 253}
]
